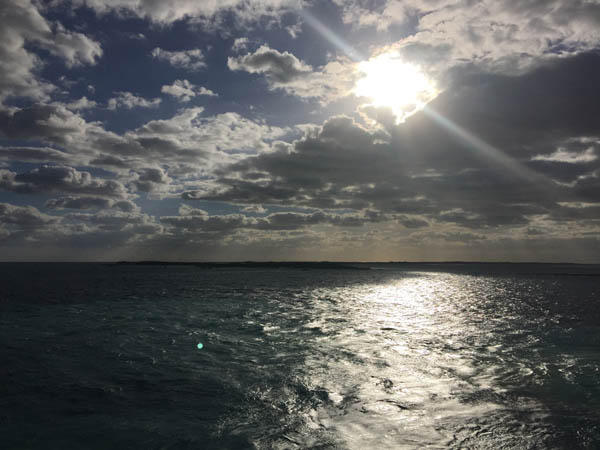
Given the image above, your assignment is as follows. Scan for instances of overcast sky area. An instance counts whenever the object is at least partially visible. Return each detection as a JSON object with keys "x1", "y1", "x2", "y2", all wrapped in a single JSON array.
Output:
[{"x1": 1, "y1": 0, "x2": 600, "y2": 262}]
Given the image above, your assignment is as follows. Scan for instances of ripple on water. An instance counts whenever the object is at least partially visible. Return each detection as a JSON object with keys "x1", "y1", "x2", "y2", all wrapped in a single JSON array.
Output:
[{"x1": 1, "y1": 264, "x2": 599, "y2": 449}]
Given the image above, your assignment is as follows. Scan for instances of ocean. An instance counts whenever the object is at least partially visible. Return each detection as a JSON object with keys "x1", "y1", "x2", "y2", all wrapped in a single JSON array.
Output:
[{"x1": 1, "y1": 262, "x2": 599, "y2": 449}]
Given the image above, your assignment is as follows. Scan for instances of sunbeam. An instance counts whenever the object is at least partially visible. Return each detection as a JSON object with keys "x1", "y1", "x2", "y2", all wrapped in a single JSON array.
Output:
[
  {"x1": 422, "y1": 106, "x2": 548, "y2": 183},
  {"x1": 298, "y1": 10, "x2": 363, "y2": 61}
]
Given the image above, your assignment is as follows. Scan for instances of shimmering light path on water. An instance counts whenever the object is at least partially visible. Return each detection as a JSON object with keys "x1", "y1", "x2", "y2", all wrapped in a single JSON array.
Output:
[{"x1": 1, "y1": 263, "x2": 599, "y2": 449}]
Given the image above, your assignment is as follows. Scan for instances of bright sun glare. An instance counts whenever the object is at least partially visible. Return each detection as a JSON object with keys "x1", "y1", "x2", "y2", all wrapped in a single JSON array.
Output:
[{"x1": 354, "y1": 52, "x2": 438, "y2": 123}]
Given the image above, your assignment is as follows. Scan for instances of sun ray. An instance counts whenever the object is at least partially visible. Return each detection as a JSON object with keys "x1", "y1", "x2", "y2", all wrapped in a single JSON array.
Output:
[
  {"x1": 422, "y1": 106, "x2": 548, "y2": 183},
  {"x1": 299, "y1": 10, "x2": 363, "y2": 61}
]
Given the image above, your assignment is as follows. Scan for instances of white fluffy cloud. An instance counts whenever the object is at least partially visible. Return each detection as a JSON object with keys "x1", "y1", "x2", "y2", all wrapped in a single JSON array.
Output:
[
  {"x1": 0, "y1": 0, "x2": 102, "y2": 103},
  {"x1": 107, "y1": 92, "x2": 162, "y2": 110},
  {"x1": 232, "y1": 37, "x2": 250, "y2": 52},
  {"x1": 0, "y1": 103, "x2": 288, "y2": 176},
  {"x1": 63, "y1": 96, "x2": 98, "y2": 111},
  {"x1": 228, "y1": 45, "x2": 357, "y2": 102},
  {"x1": 533, "y1": 147, "x2": 598, "y2": 164},
  {"x1": 127, "y1": 108, "x2": 288, "y2": 168},
  {"x1": 151, "y1": 48, "x2": 206, "y2": 70},
  {"x1": 70, "y1": 0, "x2": 304, "y2": 25},
  {"x1": 161, "y1": 79, "x2": 217, "y2": 102},
  {"x1": 337, "y1": 0, "x2": 600, "y2": 76},
  {"x1": 0, "y1": 165, "x2": 128, "y2": 198}
]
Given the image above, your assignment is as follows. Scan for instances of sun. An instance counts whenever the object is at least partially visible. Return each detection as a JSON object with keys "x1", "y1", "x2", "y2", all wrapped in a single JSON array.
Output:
[{"x1": 354, "y1": 52, "x2": 438, "y2": 123}]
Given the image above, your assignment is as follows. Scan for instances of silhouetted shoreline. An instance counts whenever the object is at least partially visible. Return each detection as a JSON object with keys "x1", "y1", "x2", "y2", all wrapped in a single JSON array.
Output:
[
  {"x1": 111, "y1": 261, "x2": 371, "y2": 270},
  {"x1": 105, "y1": 260, "x2": 600, "y2": 275}
]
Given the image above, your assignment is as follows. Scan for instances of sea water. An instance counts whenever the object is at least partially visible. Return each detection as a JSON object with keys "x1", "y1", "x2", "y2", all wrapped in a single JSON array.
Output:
[{"x1": 1, "y1": 263, "x2": 599, "y2": 449}]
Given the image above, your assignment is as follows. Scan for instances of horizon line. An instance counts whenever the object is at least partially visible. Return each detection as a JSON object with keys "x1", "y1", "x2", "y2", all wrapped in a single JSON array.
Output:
[{"x1": 0, "y1": 260, "x2": 597, "y2": 265}]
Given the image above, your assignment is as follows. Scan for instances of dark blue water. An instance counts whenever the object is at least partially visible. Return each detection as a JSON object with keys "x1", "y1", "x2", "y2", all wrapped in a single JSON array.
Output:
[{"x1": 1, "y1": 263, "x2": 599, "y2": 449}]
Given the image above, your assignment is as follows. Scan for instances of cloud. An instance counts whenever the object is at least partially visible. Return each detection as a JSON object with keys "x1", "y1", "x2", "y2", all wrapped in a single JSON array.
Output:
[
  {"x1": 44, "y1": 23, "x2": 103, "y2": 67},
  {"x1": 188, "y1": 49, "x2": 600, "y2": 231},
  {"x1": 228, "y1": 44, "x2": 312, "y2": 83},
  {"x1": 0, "y1": 166, "x2": 128, "y2": 198},
  {"x1": 45, "y1": 196, "x2": 139, "y2": 212},
  {"x1": 232, "y1": 37, "x2": 250, "y2": 52},
  {"x1": 1, "y1": 2, "x2": 599, "y2": 262},
  {"x1": 228, "y1": 44, "x2": 357, "y2": 101},
  {"x1": 0, "y1": 104, "x2": 89, "y2": 145},
  {"x1": 242, "y1": 204, "x2": 266, "y2": 213},
  {"x1": 339, "y1": 0, "x2": 600, "y2": 78},
  {"x1": 0, "y1": 103, "x2": 288, "y2": 180},
  {"x1": 286, "y1": 21, "x2": 303, "y2": 38},
  {"x1": 112, "y1": 199, "x2": 140, "y2": 212},
  {"x1": 160, "y1": 208, "x2": 386, "y2": 234},
  {"x1": 132, "y1": 167, "x2": 172, "y2": 194},
  {"x1": 70, "y1": 0, "x2": 304, "y2": 26},
  {"x1": 533, "y1": 147, "x2": 597, "y2": 164},
  {"x1": 197, "y1": 86, "x2": 218, "y2": 97},
  {"x1": 45, "y1": 196, "x2": 112, "y2": 210},
  {"x1": 65, "y1": 210, "x2": 162, "y2": 234},
  {"x1": 0, "y1": 202, "x2": 58, "y2": 229},
  {"x1": 151, "y1": 47, "x2": 206, "y2": 70},
  {"x1": 161, "y1": 79, "x2": 217, "y2": 102},
  {"x1": 0, "y1": 0, "x2": 102, "y2": 103},
  {"x1": 195, "y1": 116, "x2": 399, "y2": 206},
  {"x1": 0, "y1": 147, "x2": 72, "y2": 164},
  {"x1": 127, "y1": 108, "x2": 288, "y2": 167},
  {"x1": 1, "y1": 51, "x2": 598, "y2": 253},
  {"x1": 63, "y1": 96, "x2": 98, "y2": 111},
  {"x1": 107, "y1": 91, "x2": 162, "y2": 110}
]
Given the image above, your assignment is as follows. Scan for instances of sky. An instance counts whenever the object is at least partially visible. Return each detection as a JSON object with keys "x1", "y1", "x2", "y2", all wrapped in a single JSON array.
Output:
[{"x1": 1, "y1": 0, "x2": 600, "y2": 262}]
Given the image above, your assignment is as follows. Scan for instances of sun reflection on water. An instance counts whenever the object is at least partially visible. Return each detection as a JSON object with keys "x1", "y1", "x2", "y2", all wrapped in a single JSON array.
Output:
[{"x1": 300, "y1": 272, "x2": 545, "y2": 449}]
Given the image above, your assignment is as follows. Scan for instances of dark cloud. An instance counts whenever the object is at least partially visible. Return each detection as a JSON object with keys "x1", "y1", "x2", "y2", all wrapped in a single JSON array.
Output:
[
  {"x1": 45, "y1": 196, "x2": 112, "y2": 210},
  {"x1": 228, "y1": 45, "x2": 312, "y2": 83},
  {"x1": 192, "y1": 52, "x2": 600, "y2": 236},
  {"x1": 45, "y1": 196, "x2": 138, "y2": 212},
  {"x1": 132, "y1": 167, "x2": 171, "y2": 193},
  {"x1": 1, "y1": 166, "x2": 128, "y2": 198},
  {"x1": 0, "y1": 0, "x2": 101, "y2": 103},
  {"x1": 89, "y1": 155, "x2": 130, "y2": 168},
  {"x1": 228, "y1": 45, "x2": 356, "y2": 100},
  {"x1": 0, "y1": 146, "x2": 72, "y2": 164},
  {"x1": 397, "y1": 216, "x2": 429, "y2": 229},
  {"x1": 161, "y1": 208, "x2": 392, "y2": 235},
  {"x1": 0, "y1": 104, "x2": 90, "y2": 145},
  {"x1": 65, "y1": 211, "x2": 161, "y2": 234},
  {"x1": 0, "y1": 1, "x2": 598, "y2": 261},
  {"x1": 432, "y1": 52, "x2": 600, "y2": 154},
  {"x1": 0, "y1": 202, "x2": 58, "y2": 229}
]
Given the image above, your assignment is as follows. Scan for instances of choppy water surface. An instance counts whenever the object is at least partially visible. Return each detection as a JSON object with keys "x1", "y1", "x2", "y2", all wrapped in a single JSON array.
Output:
[{"x1": 1, "y1": 263, "x2": 599, "y2": 449}]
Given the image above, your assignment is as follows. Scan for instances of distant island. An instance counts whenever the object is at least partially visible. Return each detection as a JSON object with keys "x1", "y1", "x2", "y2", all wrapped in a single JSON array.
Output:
[
  {"x1": 111, "y1": 261, "x2": 371, "y2": 270},
  {"x1": 108, "y1": 260, "x2": 600, "y2": 276}
]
